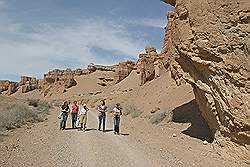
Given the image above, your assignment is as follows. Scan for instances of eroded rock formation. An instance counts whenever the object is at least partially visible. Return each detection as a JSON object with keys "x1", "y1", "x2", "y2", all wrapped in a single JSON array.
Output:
[
  {"x1": 114, "y1": 61, "x2": 135, "y2": 83},
  {"x1": 137, "y1": 46, "x2": 165, "y2": 85},
  {"x1": 162, "y1": 0, "x2": 250, "y2": 158},
  {"x1": 0, "y1": 80, "x2": 12, "y2": 94},
  {"x1": 87, "y1": 63, "x2": 115, "y2": 73},
  {"x1": 7, "y1": 82, "x2": 19, "y2": 95},
  {"x1": 20, "y1": 76, "x2": 38, "y2": 93}
]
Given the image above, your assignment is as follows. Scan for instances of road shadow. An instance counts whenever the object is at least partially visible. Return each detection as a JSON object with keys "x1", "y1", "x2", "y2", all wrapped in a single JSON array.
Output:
[
  {"x1": 85, "y1": 128, "x2": 97, "y2": 132},
  {"x1": 104, "y1": 129, "x2": 113, "y2": 132},
  {"x1": 119, "y1": 133, "x2": 129, "y2": 136},
  {"x1": 172, "y1": 99, "x2": 214, "y2": 143},
  {"x1": 63, "y1": 127, "x2": 77, "y2": 131}
]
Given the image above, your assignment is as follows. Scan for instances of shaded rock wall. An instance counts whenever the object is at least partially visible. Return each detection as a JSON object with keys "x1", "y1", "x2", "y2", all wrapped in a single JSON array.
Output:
[{"x1": 162, "y1": 0, "x2": 250, "y2": 153}]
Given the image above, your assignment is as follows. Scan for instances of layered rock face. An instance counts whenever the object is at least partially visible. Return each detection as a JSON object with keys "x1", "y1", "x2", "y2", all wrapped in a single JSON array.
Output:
[
  {"x1": 114, "y1": 61, "x2": 135, "y2": 83},
  {"x1": 162, "y1": 0, "x2": 250, "y2": 149}
]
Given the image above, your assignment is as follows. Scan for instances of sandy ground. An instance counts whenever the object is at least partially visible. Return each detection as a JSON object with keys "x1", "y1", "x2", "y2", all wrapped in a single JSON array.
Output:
[
  {"x1": 0, "y1": 106, "x2": 249, "y2": 167},
  {"x1": 0, "y1": 108, "x2": 170, "y2": 167},
  {"x1": 2, "y1": 71, "x2": 249, "y2": 167}
]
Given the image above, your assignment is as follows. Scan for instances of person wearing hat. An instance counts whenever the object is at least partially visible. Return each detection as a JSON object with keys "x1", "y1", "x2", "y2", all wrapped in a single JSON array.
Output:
[
  {"x1": 112, "y1": 103, "x2": 122, "y2": 135},
  {"x1": 79, "y1": 103, "x2": 89, "y2": 131}
]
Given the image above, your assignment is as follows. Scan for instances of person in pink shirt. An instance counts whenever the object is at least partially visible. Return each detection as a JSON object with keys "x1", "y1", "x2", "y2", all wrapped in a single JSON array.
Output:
[{"x1": 71, "y1": 101, "x2": 79, "y2": 129}]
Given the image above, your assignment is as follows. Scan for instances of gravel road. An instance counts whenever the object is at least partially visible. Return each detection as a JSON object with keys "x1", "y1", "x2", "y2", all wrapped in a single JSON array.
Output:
[{"x1": 0, "y1": 109, "x2": 170, "y2": 167}]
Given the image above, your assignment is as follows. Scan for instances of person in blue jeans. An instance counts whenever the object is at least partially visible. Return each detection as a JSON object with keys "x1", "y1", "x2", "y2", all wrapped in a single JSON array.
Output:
[
  {"x1": 112, "y1": 103, "x2": 122, "y2": 135},
  {"x1": 71, "y1": 101, "x2": 79, "y2": 129},
  {"x1": 60, "y1": 101, "x2": 70, "y2": 130},
  {"x1": 97, "y1": 100, "x2": 107, "y2": 132}
]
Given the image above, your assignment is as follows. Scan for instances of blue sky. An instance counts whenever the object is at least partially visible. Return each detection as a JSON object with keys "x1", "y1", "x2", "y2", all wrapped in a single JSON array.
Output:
[{"x1": 0, "y1": 0, "x2": 172, "y2": 81}]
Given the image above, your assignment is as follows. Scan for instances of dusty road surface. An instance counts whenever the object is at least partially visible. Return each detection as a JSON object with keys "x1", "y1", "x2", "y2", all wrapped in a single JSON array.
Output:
[{"x1": 0, "y1": 109, "x2": 170, "y2": 167}]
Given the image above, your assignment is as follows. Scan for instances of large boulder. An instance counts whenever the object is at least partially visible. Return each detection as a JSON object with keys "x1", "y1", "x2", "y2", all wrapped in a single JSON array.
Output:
[{"x1": 162, "y1": 0, "x2": 250, "y2": 160}]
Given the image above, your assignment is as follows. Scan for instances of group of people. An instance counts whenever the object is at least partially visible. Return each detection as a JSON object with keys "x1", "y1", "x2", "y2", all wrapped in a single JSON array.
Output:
[{"x1": 58, "y1": 100, "x2": 122, "y2": 134}]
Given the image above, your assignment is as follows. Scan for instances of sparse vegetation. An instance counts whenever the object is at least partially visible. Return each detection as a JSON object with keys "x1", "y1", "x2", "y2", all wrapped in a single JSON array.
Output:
[
  {"x1": 150, "y1": 110, "x2": 173, "y2": 124},
  {"x1": 0, "y1": 97, "x2": 50, "y2": 133},
  {"x1": 150, "y1": 111, "x2": 166, "y2": 124},
  {"x1": 124, "y1": 104, "x2": 143, "y2": 118},
  {"x1": 27, "y1": 98, "x2": 40, "y2": 107}
]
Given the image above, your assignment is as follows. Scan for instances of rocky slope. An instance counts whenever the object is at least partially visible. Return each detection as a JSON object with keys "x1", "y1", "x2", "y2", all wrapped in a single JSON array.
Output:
[
  {"x1": 162, "y1": 0, "x2": 249, "y2": 161},
  {"x1": 0, "y1": 46, "x2": 167, "y2": 97}
]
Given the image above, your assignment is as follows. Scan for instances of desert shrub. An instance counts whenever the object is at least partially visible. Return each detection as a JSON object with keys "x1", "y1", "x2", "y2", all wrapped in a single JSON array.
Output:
[
  {"x1": 27, "y1": 99, "x2": 50, "y2": 114},
  {"x1": 50, "y1": 100, "x2": 63, "y2": 107},
  {"x1": 0, "y1": 103, "x2": 38, "y2": 130},
  {"x1": 150, "y1": 110, "x2": 173, "y2": 124},
  {"x1": 37, "y1": 100, "x2": 51, "y2": 114},
  {"x1": 150, "y1": 111, "x2": 166, "y2": 124},
  {"x1": 124, "y1": 104, "x2": 143, "y2": 118},
  {"x1": 0, "y1": 98, "x2": 50, "y2": 133},
  {"x1": 27, "y1": 98, "x2": 40, "y2": 107}
]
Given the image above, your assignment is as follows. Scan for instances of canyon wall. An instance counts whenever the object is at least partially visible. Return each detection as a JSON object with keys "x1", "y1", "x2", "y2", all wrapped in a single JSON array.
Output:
[{"x1": 162, "y1": 0, "x2": 250, "y2": 156}]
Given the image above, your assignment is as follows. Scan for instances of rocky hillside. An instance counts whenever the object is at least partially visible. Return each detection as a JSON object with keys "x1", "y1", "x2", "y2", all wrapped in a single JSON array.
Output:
[
  {"x1": 161, "y1": 0, "x2": 249, "y2": 161},
  {"x1": 0, "y1": 46, "x2": 166, "y2": 97}
]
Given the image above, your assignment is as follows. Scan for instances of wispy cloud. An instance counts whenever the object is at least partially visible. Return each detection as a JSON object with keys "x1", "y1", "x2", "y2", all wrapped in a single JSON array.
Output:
[
  {"x1": 0, "y1": 0, "x2": 165, "y2": 81},
  {"x1": 126, "y1": 18, "x2": 166, "y2": 28},
  {"x1": 0, "y1": 0, "x2": 6, "y2": 10},
  {"x1": 0, "y1": 16, "x2": 147, "y2": 80}
]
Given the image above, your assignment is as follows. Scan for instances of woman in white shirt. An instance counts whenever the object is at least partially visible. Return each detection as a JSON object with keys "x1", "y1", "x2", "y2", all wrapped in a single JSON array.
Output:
[
  {"x1": 79, "y1": 103, "x2": 89, "y2": 131},
  {"x1": 112, "y1": 103, "x2": 122, "y2": 135}
]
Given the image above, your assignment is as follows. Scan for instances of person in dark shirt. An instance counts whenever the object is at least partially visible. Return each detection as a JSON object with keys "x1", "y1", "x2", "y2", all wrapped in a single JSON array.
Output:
[{"x1": 60, "y1": 101, "x2": 70, "y2": 130}]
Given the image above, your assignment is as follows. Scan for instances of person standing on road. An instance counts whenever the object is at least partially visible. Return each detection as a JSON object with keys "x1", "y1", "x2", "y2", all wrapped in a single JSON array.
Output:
[
  {"x1": 112, "y1": 103, "x2": 122, "y2": 135},
  {"x1": 79, "y1": 103, "x2": 89, "y2": 131},
  {"x1": 60, "y1": 101, "x2": 70, "y2": 130},
  {"x1": 71, "y1": 101, "x2": 79, "y2": 129},
  {"x1": 97, "y1": 100, "x2": 107, "y2": 132}
]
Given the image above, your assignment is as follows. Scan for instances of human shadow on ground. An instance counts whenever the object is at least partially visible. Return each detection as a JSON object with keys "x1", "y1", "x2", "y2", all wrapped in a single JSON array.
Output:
[
  {"x1": 172, "y1": 99, "x2": 214, "y2": 143},
  {"x1": 85, "y1": 128, "x2": 97, "y2": 132},
  {"x1": 62, "y1": 127, "x2": 77, "y2": 131},
  {"x1": 104, "y1": 129, "x2": 113, "y2": 132},
  {"x1": 119, "y1": 133, "x2": 129, "y2": 136}
]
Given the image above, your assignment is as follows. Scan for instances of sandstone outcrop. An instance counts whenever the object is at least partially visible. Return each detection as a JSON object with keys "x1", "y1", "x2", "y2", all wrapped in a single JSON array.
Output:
[
  {"x1": 0, "y1": 80, "x2": 12, "y2": 94},
  {"x1": 43, "y1": 69, "x2": 77, "y2": 89},
  {"x1": 162, "y1": 0, "x2": 250, "y2": 159},
  {"x1": 114, "y1": 61, "x2": 135, "y2": 83},
  {"x1": 20, "y1": 76, "x2": 38, "y2": 93},
  {"x1": 7, "y1": 82, "x2": 19, "y2": 95},
  {"x1": 87, "y1": 63, "x2": 115, "y2": 73},
  {"x1": 137, "y1": 46, "x2": 165, "y2": 85}
]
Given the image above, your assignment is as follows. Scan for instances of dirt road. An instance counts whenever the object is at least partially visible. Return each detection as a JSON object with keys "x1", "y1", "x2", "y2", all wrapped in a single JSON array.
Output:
[{"x1": 0, "y1": 109, "x2": 170, "y2": 167}]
